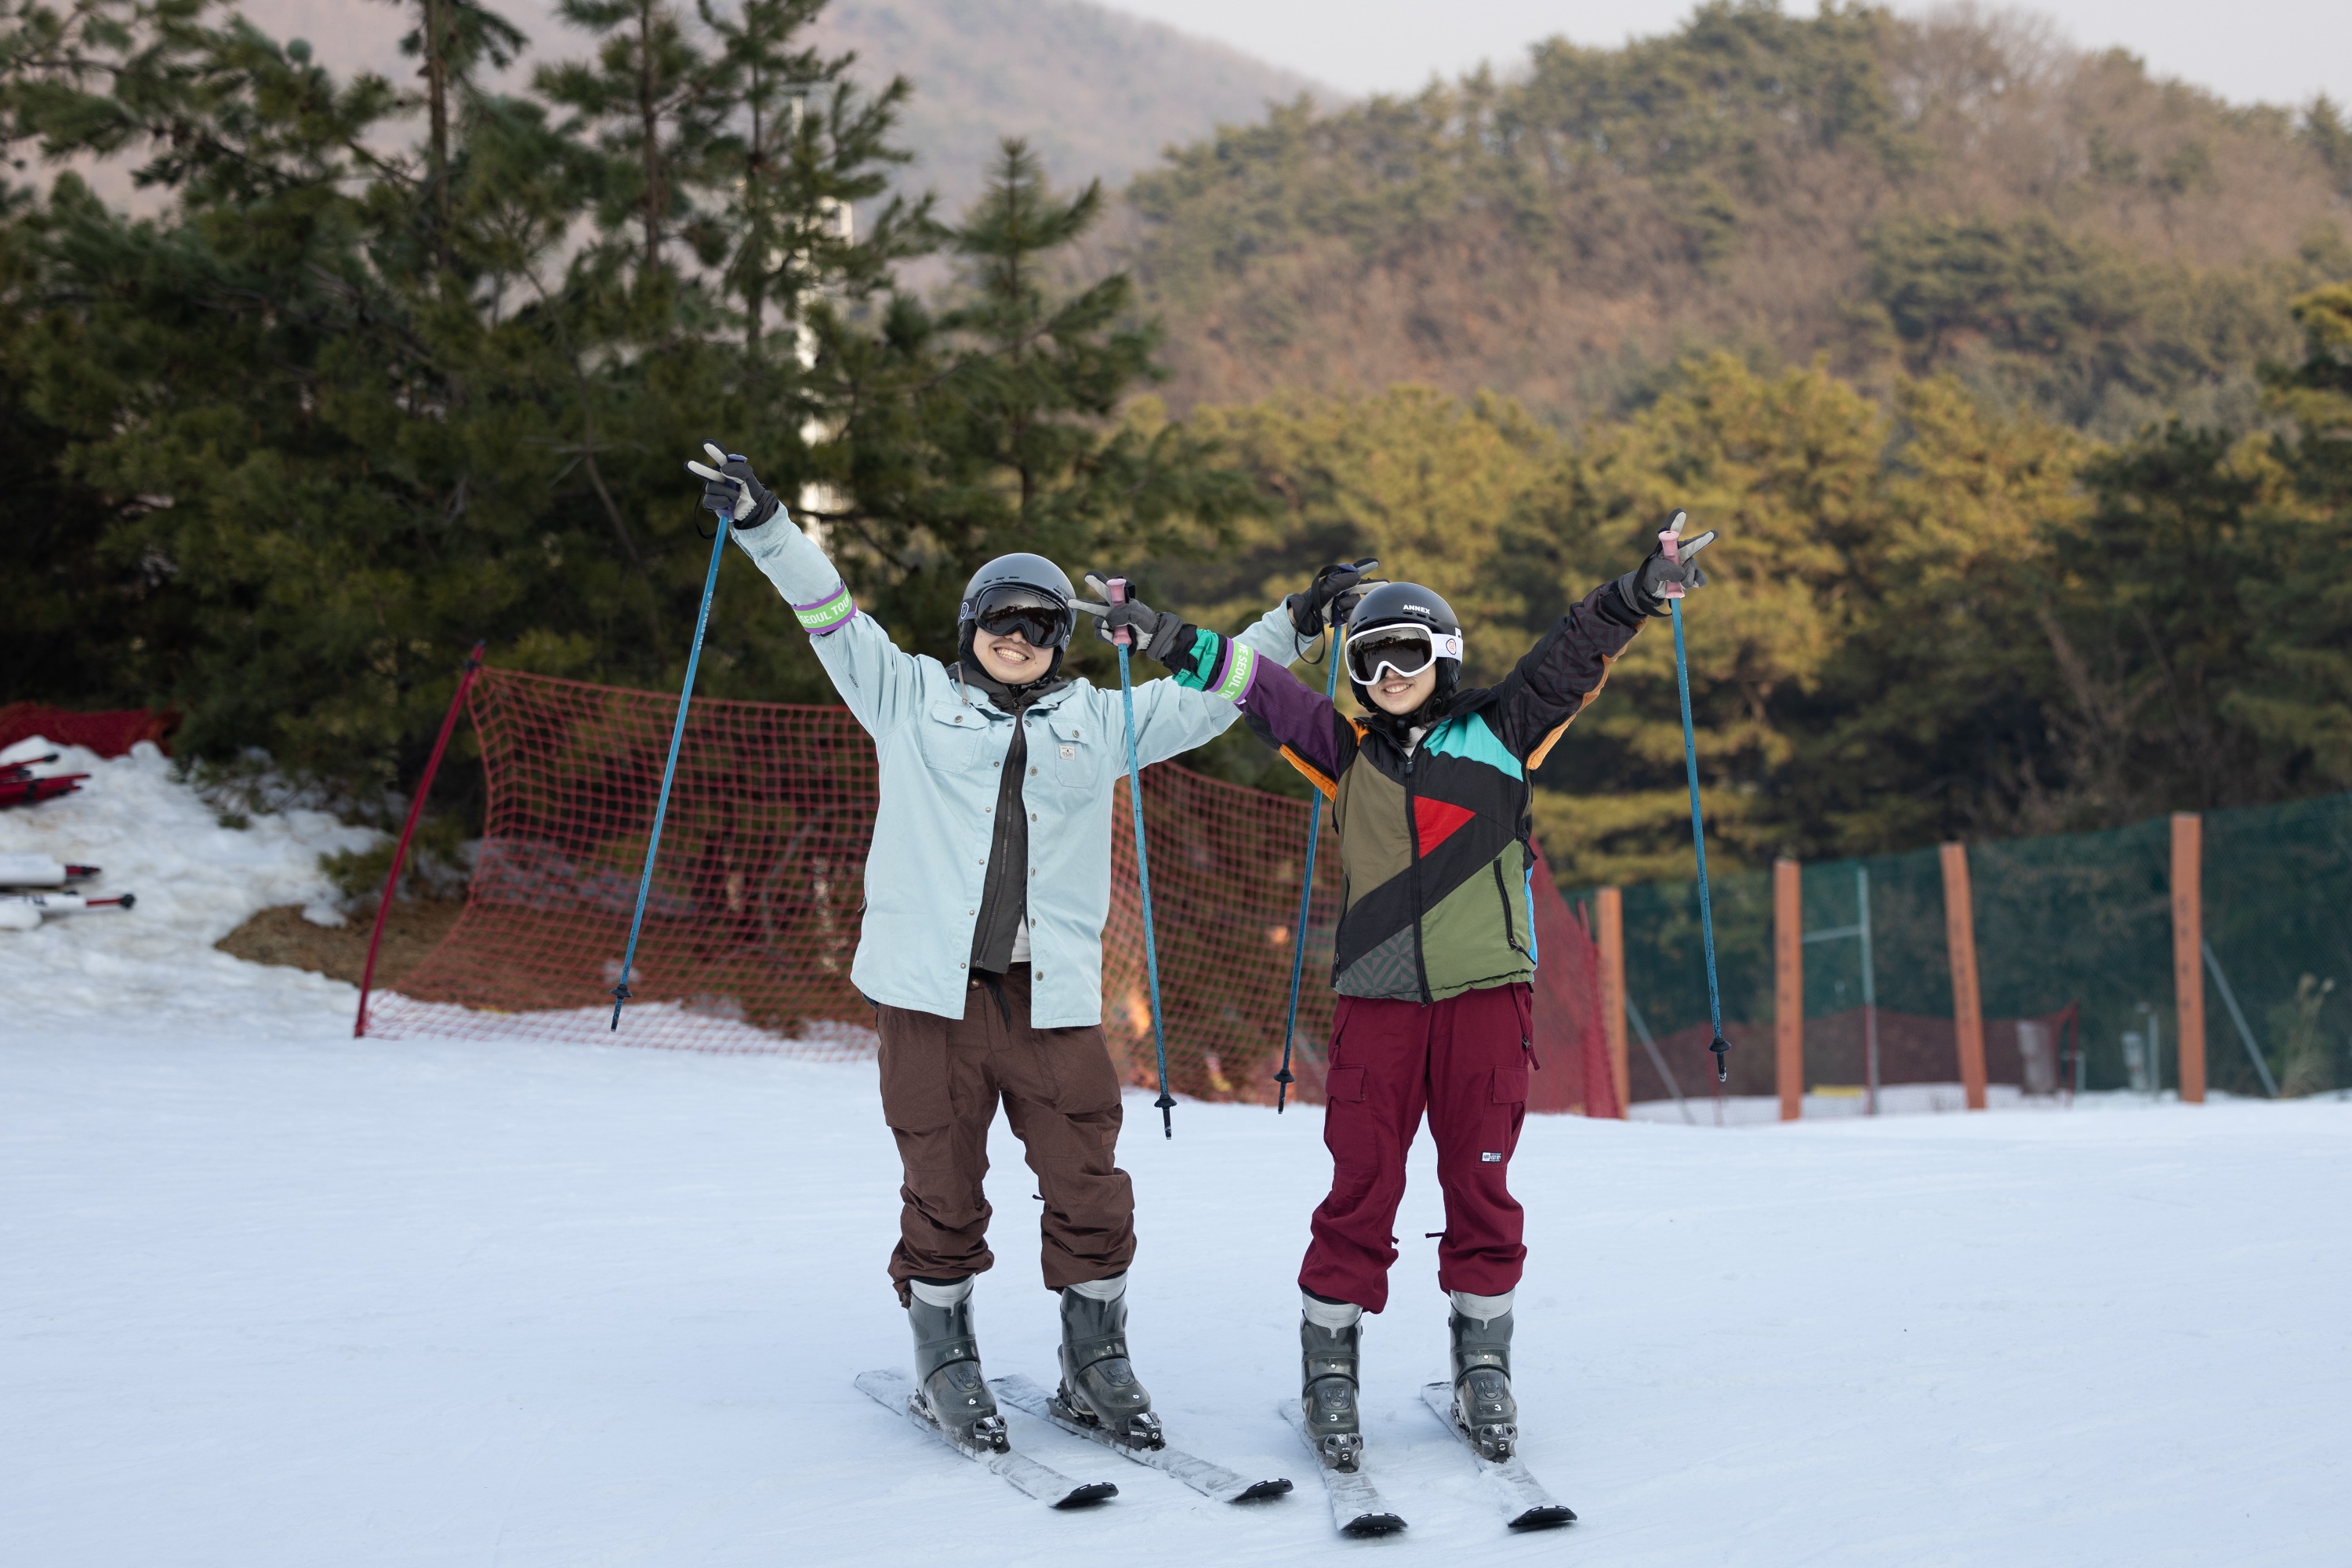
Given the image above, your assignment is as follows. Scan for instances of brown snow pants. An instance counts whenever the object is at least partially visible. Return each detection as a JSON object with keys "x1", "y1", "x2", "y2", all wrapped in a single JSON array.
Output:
[{"x1": 874, "y1": 965, "x2": 1135, "y2": 1301}]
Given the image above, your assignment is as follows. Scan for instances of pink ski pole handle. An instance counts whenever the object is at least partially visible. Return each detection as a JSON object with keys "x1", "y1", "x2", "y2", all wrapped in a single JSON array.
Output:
[
  {"x1": 1658, "y1": 521, "x2": 1686, "y2": 600},
  {"x1": 1105, "y1": 576, "x2": 1134, "y2": 646}
]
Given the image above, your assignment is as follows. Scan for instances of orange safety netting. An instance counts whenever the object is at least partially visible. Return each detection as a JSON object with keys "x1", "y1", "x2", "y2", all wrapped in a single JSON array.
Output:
[{"x1": 370, "y1": 666, "x2": 1617, "y2": 1115}]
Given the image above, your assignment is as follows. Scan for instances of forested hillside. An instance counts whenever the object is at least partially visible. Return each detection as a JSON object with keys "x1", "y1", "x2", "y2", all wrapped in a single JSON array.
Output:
[{"x1": 1121, "y1": 3, "x2": 2352, "y2": 437}]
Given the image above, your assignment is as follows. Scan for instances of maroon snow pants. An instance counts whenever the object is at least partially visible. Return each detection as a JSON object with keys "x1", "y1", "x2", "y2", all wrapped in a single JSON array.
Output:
[
  {"x1": 1299, "y1": 982, "x2": 1532, "y2": 1313},
  {"x1": 873, "y1": 966, "x2": 1135, "y2": 1301}
]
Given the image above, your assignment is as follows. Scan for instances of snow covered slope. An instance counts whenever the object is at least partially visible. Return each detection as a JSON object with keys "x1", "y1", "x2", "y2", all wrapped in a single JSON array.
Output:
[{"x1": 3, "y1": 757, "x2": 2348, "y2": 1564}]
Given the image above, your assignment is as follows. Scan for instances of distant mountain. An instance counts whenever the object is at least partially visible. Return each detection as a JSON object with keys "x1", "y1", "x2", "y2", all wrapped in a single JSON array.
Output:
[
  {"x1": 1117, "y1": 5, "x2": 2352, "y2": 435},
  {"x1": 233, "y1": 0, "x2": 1330, "y2": 217}
]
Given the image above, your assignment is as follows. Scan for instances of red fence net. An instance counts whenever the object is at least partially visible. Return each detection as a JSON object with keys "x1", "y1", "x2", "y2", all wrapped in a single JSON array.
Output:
[{"x1": 371, "y1": 666, "x2": 1617, "y2": 1114}]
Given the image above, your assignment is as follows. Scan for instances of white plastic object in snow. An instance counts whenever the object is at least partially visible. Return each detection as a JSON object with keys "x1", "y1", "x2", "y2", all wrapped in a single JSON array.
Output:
[
  {"x1": 0, "y1": 902, "x2": 37, "y2": 931},
  {"x1": 0, "y1": 853, "x2": 101, "y2": 887},
  {"x1": 3, "y1": 891, "x2": 135, "y2": 920}
]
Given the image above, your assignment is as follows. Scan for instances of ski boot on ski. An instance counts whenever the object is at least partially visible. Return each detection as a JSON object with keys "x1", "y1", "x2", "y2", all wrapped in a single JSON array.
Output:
[
  {"x1": 908, "y1": 1285, "x2": 1008, "y2": 1454},
  {"x1": 1301, "y1": 1308, "x2": 1365, "y2": 1472},
  {"x1": 1447, "y1": 1302, "x2": 1519, "y2": 1461},
  {"x1": 1051, "y1": 1282, "x2": 1164, "y2": 1450}
]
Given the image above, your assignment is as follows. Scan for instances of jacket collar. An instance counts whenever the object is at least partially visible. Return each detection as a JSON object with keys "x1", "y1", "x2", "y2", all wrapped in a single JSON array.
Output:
[{"x1": 950, "y1": 661, "x2": 1076, "y2": 717}]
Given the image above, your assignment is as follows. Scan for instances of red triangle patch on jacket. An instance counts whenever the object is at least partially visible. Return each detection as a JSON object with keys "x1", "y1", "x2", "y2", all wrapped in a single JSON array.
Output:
[{"x1": 1414, "y1": 795, "x2": 1478, "y2": 852}]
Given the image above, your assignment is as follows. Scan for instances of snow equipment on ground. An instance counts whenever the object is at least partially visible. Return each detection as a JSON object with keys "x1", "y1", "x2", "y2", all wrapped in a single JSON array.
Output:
[
  {"x1": 1103, "y1": 575, "x2": 1178, "y2": 1138},
  {"x1": 610, "y1": 445, "x2": 742, "y2": 1033},
  {"x1": 1300, "y1": 1310, "x2": 1365, "y2": 1472},
  {"x1": 991, "y1": 1374, "x2": 1291, "y2": 1504},
  {"x1": 908, "y1": 1283, "x2": 1007, "y2": 1452},
  {"x1": 1420, "y1": 1381, "x2": 1576, "y2": 1530},
  {"x1": 1447, "y1": 1301, "x2": 1518, "y2": 1461},
  {"x1": 355, "y1": 644, "x2": 484, "y2": 1038},
  {"x1": 0, "y1": 854, "x2": 101, "y2": 888},
  {"x1": 1661, "y1": 510, "x2": 1731, "y2": 1083},
  {"x1": 1275, "y1": 561, "x2": 1376, "y2": 1109},
  {"x1": 1281, "y1": 1399, "x2": 1405, "y2": 1536},
  {"x1": 1, "y1": 755, "x2": 87, "y2": 810},
  {"x1": 1051, "y1": 1280, "x2": 1163, "y2": 1449},
  {"x1": 3, "y1": 891, "x2": 134, "y2": 918},
  {"x1": 855, "y1": 1370, "x2": 1117, "y2": 1508}
]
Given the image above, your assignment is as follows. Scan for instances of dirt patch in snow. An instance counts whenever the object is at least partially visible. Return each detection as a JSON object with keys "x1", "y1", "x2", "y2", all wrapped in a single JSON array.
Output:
[{"x1": 217, "y1": 899, "x2": 463, "y2": 988}]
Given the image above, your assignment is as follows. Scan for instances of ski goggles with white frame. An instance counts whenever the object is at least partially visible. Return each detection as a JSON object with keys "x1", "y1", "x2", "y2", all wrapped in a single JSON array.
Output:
[{"x1": 1345, "y1": 623, "x2": 1465, "y2": 684}]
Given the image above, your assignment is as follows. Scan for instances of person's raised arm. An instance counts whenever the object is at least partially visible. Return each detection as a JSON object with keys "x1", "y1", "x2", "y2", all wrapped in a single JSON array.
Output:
[
  {"x1": 1490, "y1": 513, "x2": 1719, "y2": 768},
  {"x1": 1077, "y1": 577, "x2": 1361, "y2": 798},
  {"x1": 688, "y1": 445, "x2": 923, "y2": 739}
]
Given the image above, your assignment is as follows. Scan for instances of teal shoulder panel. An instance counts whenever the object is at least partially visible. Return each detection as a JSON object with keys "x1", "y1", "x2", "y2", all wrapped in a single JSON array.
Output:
[{"x1": 1424, "y1": 713, "x2": 1523, "y2": 780}]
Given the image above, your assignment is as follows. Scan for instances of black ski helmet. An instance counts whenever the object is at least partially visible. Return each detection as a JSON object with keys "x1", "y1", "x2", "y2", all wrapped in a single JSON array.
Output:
[
  {"x1": 1344, "y1": 580, "x2": 1464, "y2": 714},
  {"x1": 957, "y1": 552, "x2": 1077, "y2": 677}
]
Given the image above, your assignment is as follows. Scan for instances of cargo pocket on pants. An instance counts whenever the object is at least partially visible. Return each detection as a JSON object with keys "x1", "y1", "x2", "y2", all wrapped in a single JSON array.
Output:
[
  {"x1": 1490, "y1": 1062, "x2": 1528, "y2": 1160},
  {"x1": 876, "y1": 1009, "x2": 953, "y2": 1135}
]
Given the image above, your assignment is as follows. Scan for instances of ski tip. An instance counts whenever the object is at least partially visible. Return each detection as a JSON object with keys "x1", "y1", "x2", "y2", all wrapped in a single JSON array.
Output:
[
  {"x1": 1508, "y1": 1504, "x2": 1577, "y2": 1531},
  {"x1": 1342, "y1": 1512, "x2": 1406, "y2": 1537},
  {"x1": 1054, "y1": 1481, "x2": 1119, "y2": 1509}
]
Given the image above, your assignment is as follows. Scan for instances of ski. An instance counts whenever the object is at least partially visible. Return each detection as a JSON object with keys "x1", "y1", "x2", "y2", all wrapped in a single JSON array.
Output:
[
  {"x1": 1419, "y1": 1381, "x2": 1576, "y2": 1530},
  {"x1": 855, "y1": 1370, "x2": 1117, "y2": 1509},
  {"x1": 1279, "y1": 1400, "x2": 1406, "y2": 1537},
  {"x1": 991, "y1": 1374, "x2": 1293, "y2": 1504}
]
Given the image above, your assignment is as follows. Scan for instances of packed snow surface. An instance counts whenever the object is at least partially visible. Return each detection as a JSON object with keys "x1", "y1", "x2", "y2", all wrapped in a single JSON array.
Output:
[{"x1": 5, "y1": 753, "x2": 2349, "y2": 1565}]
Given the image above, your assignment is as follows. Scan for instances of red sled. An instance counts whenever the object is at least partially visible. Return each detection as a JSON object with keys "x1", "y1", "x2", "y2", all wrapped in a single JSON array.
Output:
[{"x1": 0, "y1": 759, "x2": 86, "y2": 809}]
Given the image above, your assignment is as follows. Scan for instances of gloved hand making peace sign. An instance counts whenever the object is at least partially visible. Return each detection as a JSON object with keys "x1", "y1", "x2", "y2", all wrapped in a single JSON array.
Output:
[
  {"x1": 1616, "y1": 510, "x2": 1718, "y2": 617},
  {"x1": 683, "y1": 442, "x2": 782, "y2": 530},
  {"x1": 1074, "y1": 574, "x2": 1189, "y2": 662}
]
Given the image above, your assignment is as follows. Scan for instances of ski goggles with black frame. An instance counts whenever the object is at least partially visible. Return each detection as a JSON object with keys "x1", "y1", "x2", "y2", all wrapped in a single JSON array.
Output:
[
  {"x1": 1345, "y1": 623, "x2": 1465, "y2": 684},
  {"x1": 969, "y1": 586, "x2": 1075, "y2": 650}
]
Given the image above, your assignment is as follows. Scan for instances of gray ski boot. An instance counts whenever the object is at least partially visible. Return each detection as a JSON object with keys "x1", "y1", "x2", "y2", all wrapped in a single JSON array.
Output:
[
  {"x1": 1052, "y1": 1279, "x2": 1164, "y2": 1450},
  {"x1": 1301, "y1": 1304, "x2": 1365, "y2": 1472},
  {"x1": 907, "y1": 1283, "x2": 1007, "y2": 1454},
  {"x1": 1448, "y1": 1298, "x2": 1518, "y2": 1461}
]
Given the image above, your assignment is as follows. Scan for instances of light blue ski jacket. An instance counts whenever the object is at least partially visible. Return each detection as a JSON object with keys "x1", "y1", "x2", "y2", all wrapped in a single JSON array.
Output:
[{"x1": 733, "y1": 514, "x2": 1300, "y2": 1028}]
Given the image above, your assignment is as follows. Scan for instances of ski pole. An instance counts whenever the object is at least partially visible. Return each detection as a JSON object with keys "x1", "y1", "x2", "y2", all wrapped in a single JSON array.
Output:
[
  {"x1": 610, "y1": 468, "x2": 739, "y2": 1032},
  {"x1": 1105, "y1": 577, "x2": 1178, "y2": 1138},
  {"x1": 1274, "y1": 625, "x2": 1345, "y2": 1112},
  {"x1": 1661, "y1": 511, "x2": 1729, "y2": 1083}
]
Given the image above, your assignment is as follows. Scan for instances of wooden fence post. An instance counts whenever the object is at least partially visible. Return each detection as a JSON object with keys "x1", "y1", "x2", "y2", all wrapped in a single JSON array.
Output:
[
  {"x1": 1940, "y1": 842, "x2": 1989, "y2": 1111},
  {"x1": 1774, "y1": 857, "x2": 1803, "y2": 1121},
  {"x1": 2172, "y1": 812, "x2": 2206, "y2": 1104},
  {"x1": 1598, "y1": 886, "x2": 1628, "y2": 1115}
]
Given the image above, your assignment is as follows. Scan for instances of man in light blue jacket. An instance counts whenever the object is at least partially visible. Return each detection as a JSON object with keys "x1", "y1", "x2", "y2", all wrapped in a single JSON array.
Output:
[{"x1": 689, "y1": 447, "x2": 1298, "y2": 1454}]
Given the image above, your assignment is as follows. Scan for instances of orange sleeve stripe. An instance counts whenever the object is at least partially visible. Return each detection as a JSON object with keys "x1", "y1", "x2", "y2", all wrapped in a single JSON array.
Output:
[
  {"x1": 1525, "y1": 646, "x2": 1624, "y2": 772},
  {"x1": 1281, "y1": 746, "x2": 1338, "y2": 801}
]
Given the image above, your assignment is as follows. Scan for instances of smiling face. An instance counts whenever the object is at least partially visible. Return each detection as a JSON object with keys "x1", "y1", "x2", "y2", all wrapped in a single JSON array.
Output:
[
  {"x1": 1365, "y1": 663, "x2": 1438, "y2": 716},
  {"x1": 973, "y1": 628, "x2": 1048, "y2": 686}
]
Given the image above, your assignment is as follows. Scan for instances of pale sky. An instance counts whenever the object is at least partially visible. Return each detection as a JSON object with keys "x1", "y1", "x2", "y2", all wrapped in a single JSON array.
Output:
[{"x1": 1099, "y1": 0, "x2": 2351, "y2": 110}]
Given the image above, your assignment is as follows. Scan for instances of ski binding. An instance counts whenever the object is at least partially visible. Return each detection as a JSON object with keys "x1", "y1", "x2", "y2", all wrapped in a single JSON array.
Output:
[
  {"x1": 1280, "y1": 1400, "x2": 1405, "y2": 1536},
  {"x1": 992, "y1": 1374, "x2": 1292, "y2": 1504},
  {"x1": 855, "y1": 1369, "x2": 1116, "y2": 1508},
  {"x1": 1421, "y1": 1381, "x2": 1575, "y2": 1530}
]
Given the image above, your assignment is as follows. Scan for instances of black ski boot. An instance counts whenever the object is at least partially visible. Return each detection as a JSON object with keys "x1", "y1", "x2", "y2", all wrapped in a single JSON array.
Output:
[
  {"x1": 908, "y1": 1287, "x2": 1007, "y2": 1454},
  {"x1": 1301, "y1": 1312, "x2": 1364, "y2": 1472},
  {"x1": 1053, "y1": 1283, "x2": 1164, "y2": 1450},
  {"x1": 1449, "y1": 1305, "x2": 1518, "y2": 1461}
]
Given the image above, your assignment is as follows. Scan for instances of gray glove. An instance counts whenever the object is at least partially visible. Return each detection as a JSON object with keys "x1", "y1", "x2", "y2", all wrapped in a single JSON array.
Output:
[
  {"x1": 684, "y1": 442, "x2": 782, "y2": 529},
  {"x1": 1076, "y1": 574, "x2": 1189, "y2": 663},
  {"x1": 1616, "y1": 510, "x2": 1717, "y2": 617}
]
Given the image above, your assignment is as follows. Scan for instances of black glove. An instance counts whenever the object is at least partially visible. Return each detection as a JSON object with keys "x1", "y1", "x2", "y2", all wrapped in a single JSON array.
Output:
[
  {"x1": 1076, "y1": 575, "x2": 1189, "y2": 663},
  {"x1": 1616, "y1": 511, "x2": 1716, "y2": 618},
  {"x1": 1284, "y1": 557, "x2": 1381, "y2": 640},
  {"x1": 684, "y1": 441, "x2": 782, "y2": 529}
]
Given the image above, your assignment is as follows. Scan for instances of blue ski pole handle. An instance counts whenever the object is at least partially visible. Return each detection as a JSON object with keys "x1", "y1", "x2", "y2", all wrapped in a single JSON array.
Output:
[
  {"x1": 1276, "y1": 626, "x2": 1345, "y2": 1112},
  {"x1": 610, "y1": 471, "x2": 740, "y2": 1031},
  {"x1": 1662, "y1": 514, "x2": 1729, "y2": 1082},
  {"x1": 1107, "y1": 577, "x2": 1178, "y2": 1138}
]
